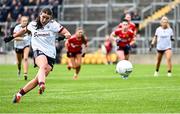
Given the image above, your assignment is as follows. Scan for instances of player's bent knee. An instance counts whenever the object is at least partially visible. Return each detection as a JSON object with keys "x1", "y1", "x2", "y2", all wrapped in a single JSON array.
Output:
[
  {"x1": 40, "y1": 64, "x2": 49, "y2": 71},
  {"x1": 24, "y1": 58, "x2": 28, "y2": 62}
]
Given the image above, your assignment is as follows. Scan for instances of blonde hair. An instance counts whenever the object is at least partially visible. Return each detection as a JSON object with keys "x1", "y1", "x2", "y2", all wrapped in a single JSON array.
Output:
[{"x1": 160, "y1": 16, "x2": 170, "y2": 28}]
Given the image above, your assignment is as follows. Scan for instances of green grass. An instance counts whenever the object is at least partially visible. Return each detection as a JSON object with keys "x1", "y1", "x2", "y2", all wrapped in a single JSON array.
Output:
[{"x1": 0, "y1": 64, "x2": 180, "y2": 113}]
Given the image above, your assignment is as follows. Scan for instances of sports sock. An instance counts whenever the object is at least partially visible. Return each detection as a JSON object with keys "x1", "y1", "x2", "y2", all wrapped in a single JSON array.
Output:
[
  {"x1": 18, "y1": 89, "x2": 26, "y2": 96},
  {"x1": 39, "y1": 82, "x2": 45, "y2": 87},
  {"x1": 75, "y1": 66, "x2": 81, "y2": 74},
  {"x1": 168, "y1": 70, "x2": 171, "y2": 73}
]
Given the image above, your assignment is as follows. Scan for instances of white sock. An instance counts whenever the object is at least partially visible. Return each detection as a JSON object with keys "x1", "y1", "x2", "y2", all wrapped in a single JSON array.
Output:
[{"x1": 17, "y1": 93, "x2": 22, "y2": 97}]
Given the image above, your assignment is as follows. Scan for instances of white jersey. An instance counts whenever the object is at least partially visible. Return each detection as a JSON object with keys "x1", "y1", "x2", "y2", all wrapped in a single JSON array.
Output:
[
  {"x1": 27, "y1": 20, "x2": 64, "y2": 59},
  {"x1": 155, "y1": 26, "x2": 173, "y2": 50},
  {"x1": 13, "y1": 24, "x2": 31, "y2": 49}
]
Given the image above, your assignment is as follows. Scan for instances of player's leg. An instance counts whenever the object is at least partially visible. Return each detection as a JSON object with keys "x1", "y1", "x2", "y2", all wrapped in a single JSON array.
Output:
[
  {"x1": 23, "y1": 46, "x2": 30, "y2": 80},
  {"x1": 68, "y1": 56, "x2": 76, "y2": 69},
  {"x1": 105, "y1": 52, "x2": 112, "y2": 64},
  {"x1": 116, "y1": 50, "x2": 125, "y2": 60},
  {"x1": 35, "y1": 55, "x2": 52, "y2": 94},
  {"x1": 67, "y1": 58, "x2": 73, "y2": 70},
  {"x1": 125, "y1": 54, "x2": 129, "y2": 60},
  {"x1": 165, "y1": 49, "x2": 172, "y2": 77},
  {"x1": 73, "y1": 54, "x2": 82, "y2": 80},
  {"x1": 15, "y1": 50, "x2": 23, "y2": 77},
  {"x1": 67, "y1": 52, "x2": 75, "y2": 70},
  {"x1": 124, "y1": 45, "x2": 131, "y2": 60},
  {"x1": 12, "y1": 68, "x2": 51, "y2": 103},
  {"x1": 154, "y1": 51, "x2": 163, "y2": 76}
]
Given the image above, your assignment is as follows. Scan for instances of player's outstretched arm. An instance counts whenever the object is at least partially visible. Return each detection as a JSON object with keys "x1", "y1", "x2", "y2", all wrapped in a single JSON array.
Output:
[
  {"x1": 13, "y1": 27, "x2": 27, "y2": 38},
  {"x1": 59, "y1": 28, "x2": 71, "y2": 39},
  {"x1": 4, "y1": 27, "x2": 27, "y2": 43}
]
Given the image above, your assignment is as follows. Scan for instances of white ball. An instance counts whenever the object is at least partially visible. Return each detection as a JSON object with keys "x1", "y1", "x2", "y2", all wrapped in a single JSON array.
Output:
[{"x1": 116, "y1": 60, "x2": 133, "y2": 76}]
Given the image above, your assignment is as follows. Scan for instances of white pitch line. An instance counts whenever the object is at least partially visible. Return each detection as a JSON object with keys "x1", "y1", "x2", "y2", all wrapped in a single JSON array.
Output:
[{"x1": 1, "y1": 86, "x2": 180, "y2": 98}]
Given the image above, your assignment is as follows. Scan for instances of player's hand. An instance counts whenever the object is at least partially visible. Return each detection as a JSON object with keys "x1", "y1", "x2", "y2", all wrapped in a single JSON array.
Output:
[
  {"x1": 3, "y1": 35, "x2": 14, "y2": 43},
  {"x1": 125, "y1": 44, "x2": 131, "y2": 50},
  {"x1": 82, "y1": 53, "x2": 86, "y2": 57},
  {"x1": 171, "y1": 38, "x2": 175, "y2": 41},
  {"x1": 149, "y1": 44, "x2": 153, "y2": 51},
  {"x1": 116, "y1": 39, "x2": 121, "y2": 44},
  {"x1": 56, "y1": 35, "x2": 66, "y2": 41}
]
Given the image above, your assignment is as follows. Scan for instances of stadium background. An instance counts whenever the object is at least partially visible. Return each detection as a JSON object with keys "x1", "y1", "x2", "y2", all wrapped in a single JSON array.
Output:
[
  {"x1": 1, "y1": 0, "x2": 180, "y2": 113},
  {"x1": 0, "y1": 0, "x2": 180, "y2": 64}
]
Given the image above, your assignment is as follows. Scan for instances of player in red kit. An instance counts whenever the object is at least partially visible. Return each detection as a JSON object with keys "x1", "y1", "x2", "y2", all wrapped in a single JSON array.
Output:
[
  {"x1": 65, "y1": 28, "x2": 87, "y2": 80},
  {"x1": 118, "y1": 13, "x2": 137, "y2": 36},
  {"x1": 111, "y1": 19, "x2": 135, "y2": 60},
  {"x1": 104, "y1": 35, "x2": 113, "y2": 64}
]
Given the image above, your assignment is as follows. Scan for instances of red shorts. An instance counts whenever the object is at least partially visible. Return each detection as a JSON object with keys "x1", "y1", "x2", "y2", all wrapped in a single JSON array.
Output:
[{"x1": 67, "y1": 51, "x2": 81, "y2": 58}]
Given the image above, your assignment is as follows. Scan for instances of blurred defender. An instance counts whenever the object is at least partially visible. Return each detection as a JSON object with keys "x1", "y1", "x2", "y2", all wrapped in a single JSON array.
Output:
[
  {"x1": 111, "y1": 19, "x2": 135, "y2": 60},
  {"x1": 65, "y1": 28, "x2": 87, "y2": 80},
  {"x1": 13, "y1": 16, "x2": 30, "y2": 80},
  {"x1": 104, "y1": 35, "x2": 113, "y2": 64},
  {"x1": 151, "y1": 16, "x2": 174, "y2": 77}
]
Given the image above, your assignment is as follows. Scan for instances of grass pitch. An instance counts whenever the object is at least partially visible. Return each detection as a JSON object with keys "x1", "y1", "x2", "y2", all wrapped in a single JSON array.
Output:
[{"x1": 0, "y1": 64, "x2": 180, "y2": 113}]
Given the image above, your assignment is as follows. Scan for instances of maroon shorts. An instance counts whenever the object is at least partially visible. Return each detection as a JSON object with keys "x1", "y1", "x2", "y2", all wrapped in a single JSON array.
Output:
[{"x1": 67, "y1": 51, "x2": 81, "y2": 58}]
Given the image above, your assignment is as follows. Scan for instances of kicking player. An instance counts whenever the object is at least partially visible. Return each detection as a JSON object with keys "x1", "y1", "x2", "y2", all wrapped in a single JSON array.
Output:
[
  {"x1": 111, "y1": 19, "x2": 135, "y2": 60},
  {"x1": 65, "y1": 27, "x2": 87, "y2": 80},
  {"x1": 4, "y1": 8, "x2": 71, "y2": 103},
  {"x1": 13, "y1": 16, "x2": 30, "y2": 80},
  {"x1": 150, "y1": 16, "x2": 174, "y2": 77}
]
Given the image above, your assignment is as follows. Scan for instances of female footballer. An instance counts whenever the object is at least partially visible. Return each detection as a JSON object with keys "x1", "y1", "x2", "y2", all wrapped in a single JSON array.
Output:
[
  {"x1": 13, "y1": 16, "x2": 30, "y2": 80},
  {"x1": 65, "y1": 28, "x2": 87, "y2": 80},
  {"x1": 151, "y1": 16, "x2": 174, "y2": 77},
  {"x1": 111, "y1": 19, "x2": 135, "y2": 60},
  {"x1": 4, "y1": 8, "x2": 71, "y2": 103}
]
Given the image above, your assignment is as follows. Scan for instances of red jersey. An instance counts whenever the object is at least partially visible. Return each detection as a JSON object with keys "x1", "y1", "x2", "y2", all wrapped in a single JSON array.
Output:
[
  {"x1": 67, "y1": 35, "x2": 87, "y2": 53},
  {"x1": 118, "y1": 22, "x2": 136, "y2": 33},
  {"x1": 114, "y1": 28, "x2": 134, "y2": 47}
]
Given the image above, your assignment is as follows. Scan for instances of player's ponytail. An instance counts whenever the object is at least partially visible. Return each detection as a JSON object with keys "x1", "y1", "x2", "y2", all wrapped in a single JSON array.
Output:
[
  {"x1": 36, "y1": 16, "x2": 42, "y2": 30},
  {"x1": 36, "y1": 8, "x2": 53, "y2": 29},
  {"x1": 81, "y1": 34, "x2": 87, "y2": 44}
]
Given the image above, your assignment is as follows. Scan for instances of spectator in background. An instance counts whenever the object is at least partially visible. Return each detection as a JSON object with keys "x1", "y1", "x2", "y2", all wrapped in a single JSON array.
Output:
[
  {"x1": 28, "y1": 0, "x2": 36, "y2": 6},
  {"x1": 40, "y1": 0, "x2": 49, "y2": 5},
  {"x1": 0, "y1": 6, "x2": 9, "y2": 22},
  {"x1": 20, "y1": 0, "x2": 29, "y2": 6},
  {"x1": 1, "y1": 0, "x2": 11, "y2": 6},
  {"x1": 10, "y1": 2, "x2": 24, "y2": 21},
  {"x1": 49, "y1": 0, "x2": 60, "y2": 19},
  {"x1": 22, "y1": 6, "x2": 31, "y2": 17}
]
